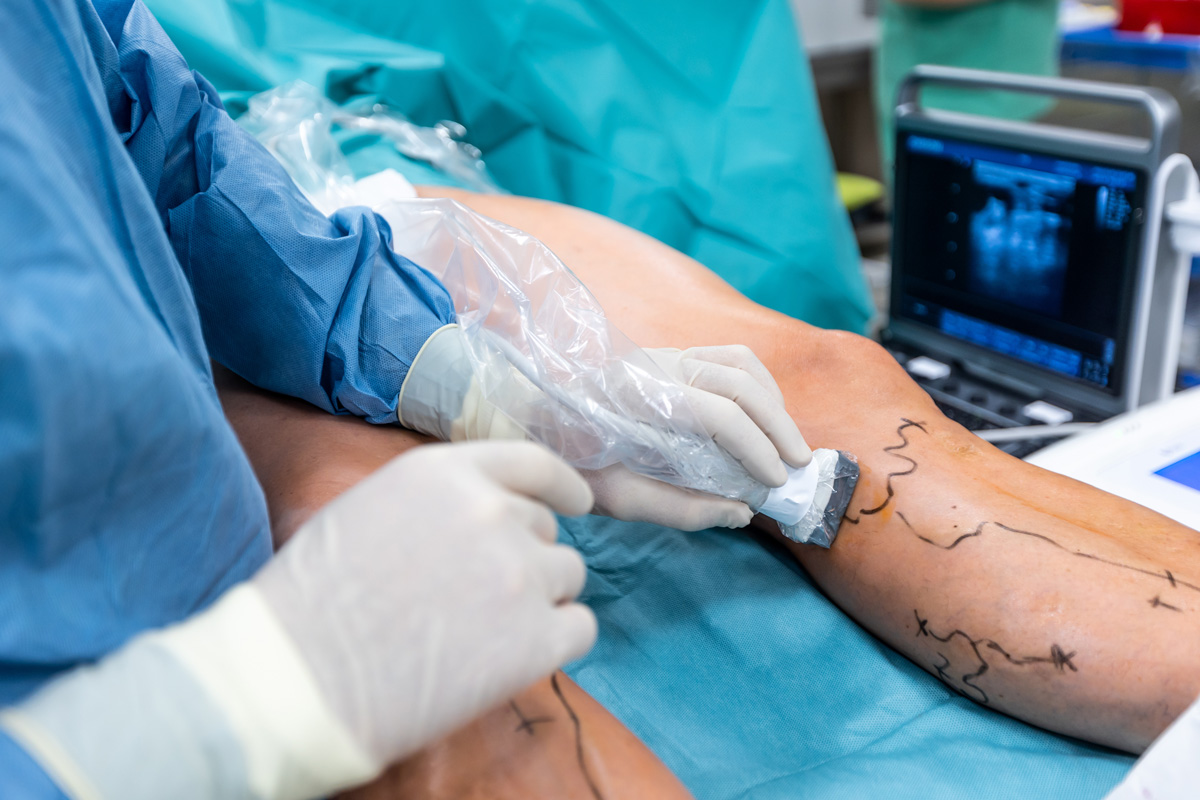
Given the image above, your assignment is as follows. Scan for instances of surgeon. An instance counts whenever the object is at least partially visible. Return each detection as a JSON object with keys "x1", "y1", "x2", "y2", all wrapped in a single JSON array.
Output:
[{"x1": 0, "y1": 1, "x2": 807, "y2": 798}]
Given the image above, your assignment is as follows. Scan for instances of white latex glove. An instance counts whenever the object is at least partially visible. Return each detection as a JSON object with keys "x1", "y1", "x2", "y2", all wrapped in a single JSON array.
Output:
[
  {"x1": 1, "y1": 442, "x2": 595, "y2": 800},
  {"x1": 585, "y1": 346, "x2": 811, "y2": 531},
  {"x1": 643, "y1": 346, "x2": 812, "y2": 481},
  {"x1": 254, "y1": 441, "x2": 597, "y2": 764}
]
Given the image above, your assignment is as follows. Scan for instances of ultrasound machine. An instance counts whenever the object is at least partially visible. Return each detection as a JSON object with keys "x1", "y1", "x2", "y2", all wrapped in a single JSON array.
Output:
[{"x1": 883, "y1": 67, "x2": 1197, "y2": 460}]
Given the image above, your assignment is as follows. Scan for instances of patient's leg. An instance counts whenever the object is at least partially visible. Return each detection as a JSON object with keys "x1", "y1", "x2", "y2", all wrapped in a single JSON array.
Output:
[
  {"x1": 418, "y1": 187, "x2": 1200, "y2": 754},
  {"x1": 216, "y1": 368, "x2": 693, "y2": 799}
]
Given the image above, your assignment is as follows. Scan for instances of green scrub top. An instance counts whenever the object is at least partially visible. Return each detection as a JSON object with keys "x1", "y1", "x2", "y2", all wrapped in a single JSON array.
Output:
[
  {"x1": 142, "y1": 0, "x2": 875, "y2": 333},
  {"x1": 876, "y1": 0, "x2": 1061, "y2": 168}
]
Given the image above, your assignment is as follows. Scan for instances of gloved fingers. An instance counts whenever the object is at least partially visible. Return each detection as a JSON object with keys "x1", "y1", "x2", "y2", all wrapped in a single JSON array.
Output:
[
  {"x1": 505, "y1": 495, "x2": 561, "y2": 544},
  {"x1": 534, "y1": 544, "x2": 589, "y2": 604},
  {"x1": 585, "y1": 466, "x2": 753, "y2": 531},
  {"x1": 470, "y1": 441, "x2": 594, "y2": 516},
  {"x1": 666, "y1": 490, "x2": 753, "y2": 531},
  {"x1": 681, "y1": 345, "x2": 787, "y2": 407},
  {"x1": 549, "y1": 603, "x2": 599, "y2": 666},
  {"x1": 681, "y1": 362, "x2": 812, "y2": 469},
  {"x1": 684, "y1": 388, "x2": 789, "y2": 487}
]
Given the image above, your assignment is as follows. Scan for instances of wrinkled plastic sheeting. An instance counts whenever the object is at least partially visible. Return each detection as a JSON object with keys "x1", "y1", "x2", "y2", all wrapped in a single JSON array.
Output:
[
  {"x1": 377, "y1": 196, "x2": 770, "y2": 506},
  {"x1": 242, "y1": 81, "x2": 769, "y2": 506},
  {"x1": 239, "y1": 82, "x2": 503, "y2": 214}
]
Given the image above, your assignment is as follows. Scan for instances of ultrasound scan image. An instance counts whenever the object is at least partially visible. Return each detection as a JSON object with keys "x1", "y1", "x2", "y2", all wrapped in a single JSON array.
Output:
[{"x1": 968, "y1": 161, "x2": 1074, "y2": 318}]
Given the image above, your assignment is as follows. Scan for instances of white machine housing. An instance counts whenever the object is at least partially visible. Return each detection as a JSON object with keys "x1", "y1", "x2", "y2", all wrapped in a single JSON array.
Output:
[{"x1": 1027, "y1": 386, "x2": 1200, "y2": 531}]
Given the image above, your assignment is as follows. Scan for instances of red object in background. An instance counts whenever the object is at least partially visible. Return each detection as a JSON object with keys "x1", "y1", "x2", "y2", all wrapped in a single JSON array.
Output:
[{"x1": 1120, "y1": 0, "x2": 1200, "y2": 35}]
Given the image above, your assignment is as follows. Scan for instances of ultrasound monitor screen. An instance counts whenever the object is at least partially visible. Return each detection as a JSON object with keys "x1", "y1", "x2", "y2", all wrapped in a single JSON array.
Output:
[{"x1": 892, "y1": 132, "x2": 1145, "y2": 394}]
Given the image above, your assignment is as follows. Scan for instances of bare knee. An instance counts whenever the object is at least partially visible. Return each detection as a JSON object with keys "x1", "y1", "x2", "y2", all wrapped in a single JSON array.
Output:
[{"x1": 799, "y1": 329, "x2": 905, "y2": 382}]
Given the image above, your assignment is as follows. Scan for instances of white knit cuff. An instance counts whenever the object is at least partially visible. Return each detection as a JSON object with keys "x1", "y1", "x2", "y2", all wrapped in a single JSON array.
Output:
[{"x1": 1, "y1": 584, "x2": 379, "y2": 800}]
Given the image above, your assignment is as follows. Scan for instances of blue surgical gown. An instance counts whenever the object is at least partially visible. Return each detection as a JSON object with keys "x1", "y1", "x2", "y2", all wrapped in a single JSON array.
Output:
[{"x1": 0, "y1": 0, "x2": 453, "y2": 788}]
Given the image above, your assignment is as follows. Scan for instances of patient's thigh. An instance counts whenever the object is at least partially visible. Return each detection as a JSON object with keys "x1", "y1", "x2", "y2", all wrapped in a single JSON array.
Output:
[
  {"x1": 216, "y1": 365, "x2": 427, "y2": 545},
  {"x1": 344, "y1": 672, "x2": 691, "y2": 800}
]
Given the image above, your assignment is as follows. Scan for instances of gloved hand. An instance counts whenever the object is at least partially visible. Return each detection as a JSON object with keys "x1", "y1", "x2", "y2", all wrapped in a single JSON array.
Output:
[
  {"x1": 398, "y1": 327, "x2": 810, "y2": 531},
  {"x1": 643, "y1": 345, "x2": 811, "y2": 480},
  {"x1": 1, "y1": 442, "x2": 595, "y2": 800},
  {"x1": 587, "y1": 346, "x2": 811, "y2": 530},
  {"x1": 253, "y1": 441, "x2": 597, "y2": 763}
]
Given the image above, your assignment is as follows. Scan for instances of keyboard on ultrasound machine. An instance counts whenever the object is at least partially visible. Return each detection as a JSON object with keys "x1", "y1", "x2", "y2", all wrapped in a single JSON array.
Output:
[{"x1": 890, "y1": 352, "x2": 1082, "y2": 460}]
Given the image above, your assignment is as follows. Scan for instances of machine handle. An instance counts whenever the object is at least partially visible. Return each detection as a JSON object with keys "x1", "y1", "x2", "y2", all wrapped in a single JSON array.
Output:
[{"x1": 897, "y1": 64, "x2": 1180, "y2": 155}]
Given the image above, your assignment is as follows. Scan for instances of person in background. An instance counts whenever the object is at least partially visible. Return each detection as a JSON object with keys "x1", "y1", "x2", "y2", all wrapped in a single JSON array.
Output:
[{"x1": 875, "y1": 0, "x2": 1061, "y2": 169}]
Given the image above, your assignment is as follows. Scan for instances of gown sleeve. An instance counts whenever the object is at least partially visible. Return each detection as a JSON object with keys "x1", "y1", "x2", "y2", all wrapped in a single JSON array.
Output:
[{"x1": 95, "y1": 0, "x2": 456, "y2": 423}]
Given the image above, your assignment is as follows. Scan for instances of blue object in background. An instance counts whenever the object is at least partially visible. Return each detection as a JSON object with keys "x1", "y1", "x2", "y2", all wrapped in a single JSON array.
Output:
[
  {"x1": 142, "y1": 0, "x2": 875, "y2": 333},
  {"x1": 561, "y1": 515, "x2": 1134, "y2": 799},
  {"x1": 1062, "y1": 26, "x2": 1200, "y2": 72}
]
